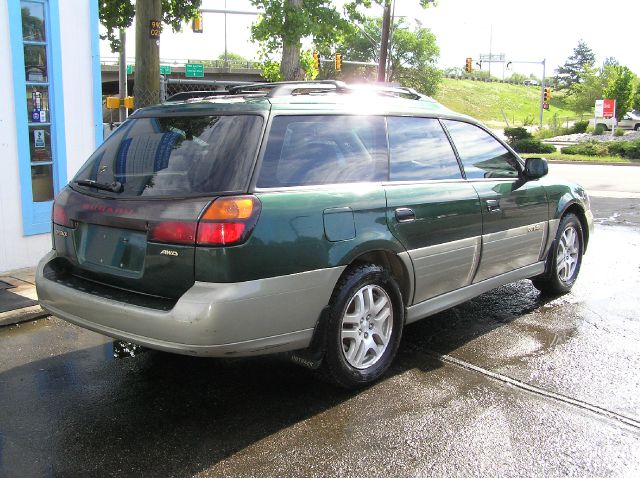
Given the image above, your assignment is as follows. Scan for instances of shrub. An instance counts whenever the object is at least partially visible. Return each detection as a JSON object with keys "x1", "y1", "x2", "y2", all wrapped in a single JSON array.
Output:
[
  {"x1": 607, "y1": 142, "x2": 627, "y2": 156},
  {"x1": 504, "y1": 127, "x2": 531, "y2": 145},
  {"x1": 570, "y1": 120, "x2": 589, "y2": 134},
  {"x1": 561, "y1": 141, "x2": 609, "y2": 156},
  {"x1": 614, "y1": 128, "x2": 625, "y2": 137},
  {"x1": 622, "y1": 140, "x2": 640, "y2": 159},
  {"x1": 593, "y1": 124, "x2": 606, "y2": 135},
  {"x1": 535, "y1": 128, "x2": 557, "y2": 140},
  {"x1": 513, "y1": 138, "x2": 555, "y2": 154},
  {"x1": 586, "y1": 125, "x2": 595, "y2": 134}
]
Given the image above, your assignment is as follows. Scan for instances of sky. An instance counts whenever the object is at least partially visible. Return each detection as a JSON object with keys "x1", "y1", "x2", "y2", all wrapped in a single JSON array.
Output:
[{"x1": 100, "y1": 0, "x2": 640, "y2": 79}]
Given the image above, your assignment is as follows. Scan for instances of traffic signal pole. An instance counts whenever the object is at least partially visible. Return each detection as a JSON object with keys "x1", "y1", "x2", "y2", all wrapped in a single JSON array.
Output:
[{"x1": 539, "y1": 59, "x2": 546, "y2": 128}]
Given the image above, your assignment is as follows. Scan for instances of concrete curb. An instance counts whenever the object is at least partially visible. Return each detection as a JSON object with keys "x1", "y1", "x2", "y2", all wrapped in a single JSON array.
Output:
[
  {"x1": 548, "y1": 160, "x2": 640, "y2": 167},
  {"x1": 0, "y1": 305, "x2": 48, "y2": 327},
  {"x1": 0, "y1": 267, "x2": 47, "y2": 327}
]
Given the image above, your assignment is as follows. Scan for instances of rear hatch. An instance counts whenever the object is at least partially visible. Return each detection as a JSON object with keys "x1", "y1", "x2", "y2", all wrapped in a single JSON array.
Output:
[{"x1": 51, "y1": 113, "x2": 264, "y2": 300}]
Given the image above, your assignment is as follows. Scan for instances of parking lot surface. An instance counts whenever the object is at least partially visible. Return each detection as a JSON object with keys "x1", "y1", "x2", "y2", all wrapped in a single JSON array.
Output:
[{"x1": 1, "y1": 203, "x2": 639, "y2": 477}]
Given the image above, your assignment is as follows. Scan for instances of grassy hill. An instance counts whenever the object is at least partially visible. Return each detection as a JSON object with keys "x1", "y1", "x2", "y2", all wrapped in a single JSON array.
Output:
[{"x1": 433, "y1": 78, "x2": 583, "y2": 129}]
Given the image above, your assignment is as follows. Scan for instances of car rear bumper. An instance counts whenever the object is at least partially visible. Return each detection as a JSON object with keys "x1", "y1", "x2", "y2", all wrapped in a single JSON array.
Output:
[{"x1": 36, "y1": 251, "x2": 344, "y2": 357}]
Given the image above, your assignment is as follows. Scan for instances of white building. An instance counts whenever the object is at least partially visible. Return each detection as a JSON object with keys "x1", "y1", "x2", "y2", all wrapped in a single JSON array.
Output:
[{"x1": 0, "y1": 0, "x2": 102, "y2": 272}]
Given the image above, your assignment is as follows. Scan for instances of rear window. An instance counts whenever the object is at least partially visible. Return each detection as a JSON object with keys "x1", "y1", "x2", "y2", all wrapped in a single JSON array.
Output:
[
  {"x1": 72, "y1": 115, "x2": 263, "y2": 198},
  {"x1": 257, "y1": 115, "x2": 388, "y2": 188}
]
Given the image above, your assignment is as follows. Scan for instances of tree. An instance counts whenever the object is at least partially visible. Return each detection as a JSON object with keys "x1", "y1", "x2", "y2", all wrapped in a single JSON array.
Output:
[
  {"x1": 338, "y1": 17, "x2": 441, "y2": 96},
  {"x1": 633, "y1": 82, "x2": 640, "y2": 112},
  {"x1": 556, "y1": 40, "x2": 596, "y2": 90},
  {"x1": 250, "y1": 0, "x2": 347, "y2": 80},
  {"x1": 99, "y1": 0, "x2": 202, "y2": 107},
  {"x1": 603, "y1": 65, "x2": 635, "y2": 120},
  {"x1": 568, "y1": 67, "x2": 606, "y2": 114}
]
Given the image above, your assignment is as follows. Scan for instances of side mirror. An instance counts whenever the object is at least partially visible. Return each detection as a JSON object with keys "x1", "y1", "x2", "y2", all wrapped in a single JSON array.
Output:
[{"x1": 524, "y1": 157, "x2": 548, "y2": 179}]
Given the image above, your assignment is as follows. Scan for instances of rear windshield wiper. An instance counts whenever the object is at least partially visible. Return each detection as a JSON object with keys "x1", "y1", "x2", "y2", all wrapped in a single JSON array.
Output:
[{"x1": 74, "y1": 179, "x2": 124, "y2": 193}]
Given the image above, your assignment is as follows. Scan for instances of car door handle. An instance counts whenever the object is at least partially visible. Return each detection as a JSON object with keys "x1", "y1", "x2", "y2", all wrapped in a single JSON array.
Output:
[
  {"x1": 395, "y1": 208, "x2": 416, "y2": 223},
  {"x1": 486, "y1": 199, "x2": 501, "y2": 212}
]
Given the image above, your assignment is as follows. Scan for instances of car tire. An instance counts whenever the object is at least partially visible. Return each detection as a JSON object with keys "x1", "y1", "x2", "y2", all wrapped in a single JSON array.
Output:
[
  {"x1": 532, "y1": 213, "x2": 583, "y2": 295},
  {"x1": 321, "y1": 264, "x2": 404, "y2": 389},
  {"x1": 634, "y1": 124, "x2": 640, "y2": 131}
]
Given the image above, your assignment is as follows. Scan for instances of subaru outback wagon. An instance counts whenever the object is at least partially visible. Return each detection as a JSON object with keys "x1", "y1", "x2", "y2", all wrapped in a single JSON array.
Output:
[{"x1": 37, "y1": 81, "x2": 593, "y2": 388}]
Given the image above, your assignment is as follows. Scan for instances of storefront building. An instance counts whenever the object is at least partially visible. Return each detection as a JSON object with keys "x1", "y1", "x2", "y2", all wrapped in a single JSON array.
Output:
[{"x1": 0, "y1": 0, "x2": 102, "y2": 272}]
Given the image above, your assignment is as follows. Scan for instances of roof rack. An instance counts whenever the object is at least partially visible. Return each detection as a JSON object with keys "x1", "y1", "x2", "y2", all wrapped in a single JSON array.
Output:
[
  {"x1": 224, "y1": 80, "x2": 435, "y2": 101},
  {"x1": 228, "y1": 80, "x2": 349, "y2": 97}
]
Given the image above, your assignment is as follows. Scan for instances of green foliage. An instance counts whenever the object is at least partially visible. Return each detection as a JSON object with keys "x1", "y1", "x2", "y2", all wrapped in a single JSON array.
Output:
[
  {"x1": 504, "y1": 127, "x2": 531, "y2": 144},
  {"x1": 561, "y1": 141, "x2": 608, "y2": 156},
  {"x1": 633, "y1": 81, "x2": 640, "y2": 112},
  {"x1": 571, "y1": 120, "x2": 589, "y2": 133},
  {"x1": 561, "y1": 140, "x2": 640, "y2": 159},
  {"x1": 260, "y1": 60, "x2": 283, "y2": 82},
  {"x1": 250, "y1": 0, "x2": 347, "y2": 53},
  {"x1": 338, "y1": 16, "x2": 441, "y2": 95},
  {"x1": 216, "y1": 52, "x2": 249, "y2": 63},
  {"x1": 603, "y1": 65, "x2": 635, "y2": 121},
  {"x1": 593, "y1": 124, "x2": 606, "y2": 135},
  {"x1": 556, "y1": 40, "x2": 596, "y2": 90},
  {"x1": 299, "y1": 49, "x2": 319, "y2": 80},
  {"x1": 507, "y1": 73, "x2": 528, "y2": 84},
  {"x1": 512, "y1": 138, "x2": 555, "y2": 154},
  {"x1": 99, "y1": 0, "x2": 201, "y2": 52},
  {"x1": 568, "y1": 67, "x2": 606, "y2": 113},
  {"x1": 614, "y1": 128, "x2": 625, "y2": 137}
]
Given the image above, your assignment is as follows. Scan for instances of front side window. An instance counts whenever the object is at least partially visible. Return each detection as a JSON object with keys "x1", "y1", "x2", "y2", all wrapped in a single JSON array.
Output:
[
  {"x1": 388, "y1": 116, "x2": 462, "y2": 181},
  {"x1": 73, "y1": 115, "x2": 263, "y2": 198},
  {"x1": 257, "y1": 115, "x2": 387, "y2": 188},
  {"x1": 443, "y1": 120, "x2": 520, "y2": 179}
]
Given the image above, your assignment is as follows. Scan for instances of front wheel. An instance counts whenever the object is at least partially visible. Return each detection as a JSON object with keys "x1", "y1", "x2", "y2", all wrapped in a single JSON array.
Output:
[
  {"x1": 532, "y1": 213, "x2": 583, "y2": 295},
  {"x1": 321, "y1": 264, "x2": 404, "y2": 389}
]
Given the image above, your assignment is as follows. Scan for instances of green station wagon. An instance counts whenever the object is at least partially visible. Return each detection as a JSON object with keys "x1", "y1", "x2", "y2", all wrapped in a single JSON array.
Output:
[{"x1": 36, "y1": 81, "x2": 593, "y2": 388}]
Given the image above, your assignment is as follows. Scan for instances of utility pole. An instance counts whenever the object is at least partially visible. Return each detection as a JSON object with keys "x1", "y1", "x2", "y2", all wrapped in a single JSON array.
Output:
[
  {"x1": 378, "y1": 1, "x2": 391, "y2": 82},
  {"x1": 118, "y1": 29, "x2": 128, "y2": 122},
  {"x1": 134, "y1": 0, "x2": 161, "y2": 108}
]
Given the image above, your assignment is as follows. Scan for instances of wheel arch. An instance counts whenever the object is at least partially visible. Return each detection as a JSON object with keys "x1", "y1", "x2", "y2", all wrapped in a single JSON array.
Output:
[{"x1": 560, "y1": 201, "x2": 590, "y2": 252}]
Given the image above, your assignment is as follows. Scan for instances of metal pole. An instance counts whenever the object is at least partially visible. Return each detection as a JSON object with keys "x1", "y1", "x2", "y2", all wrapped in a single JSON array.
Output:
[
  {"x1": 224, "y1": 0, "x2": 228, "y2": 69},
  {"x1": 488, "y1": 25, "x2": 492, "y2": 78},
  {"x1": 539, "y1": 58, "x2": 546, "y2": 128},
  {"x1": 118, "y1": 29, "x2": 128, "y2": 122},
  {"x1": 378, "y1": 3, "x2": 391, "y2": 82},
  {"x1": 386, "y1": 0, "x2": 396, "y2": 81}
]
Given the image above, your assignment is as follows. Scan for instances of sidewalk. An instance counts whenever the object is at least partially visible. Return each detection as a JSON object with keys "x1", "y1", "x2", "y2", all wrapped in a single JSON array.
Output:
[{"x1": 0, "y1": 267, "x2": 47, "y2": 327}]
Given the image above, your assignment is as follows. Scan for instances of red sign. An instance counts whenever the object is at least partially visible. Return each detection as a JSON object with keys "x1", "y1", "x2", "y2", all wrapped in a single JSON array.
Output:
[{"x1": 603, "y1": 99, "x2": 616, "y2": 118}]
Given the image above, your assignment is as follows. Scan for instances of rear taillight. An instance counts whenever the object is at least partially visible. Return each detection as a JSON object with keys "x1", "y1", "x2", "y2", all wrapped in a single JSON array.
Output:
[
  {"x1": 148, "y1": 196, "x2": 261, "y2": 247},
  {"x1": 197, "y1": 196, "x2": 261, "y2": 246},
  {"x1": 52, "y1": 201, "x2": 73, "y2": 227},
  {"x1": 148, "y1": 221, "x2": 197, "y2": 245}
]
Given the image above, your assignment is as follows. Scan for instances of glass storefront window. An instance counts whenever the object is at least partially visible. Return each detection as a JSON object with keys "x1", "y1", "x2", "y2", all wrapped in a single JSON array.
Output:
[
  {"x1": 31, "y1": 164, "x2": 54, "y2": 202},
  {"x1": 21, "y1": 1, "x2": 46, "y2": 42}
]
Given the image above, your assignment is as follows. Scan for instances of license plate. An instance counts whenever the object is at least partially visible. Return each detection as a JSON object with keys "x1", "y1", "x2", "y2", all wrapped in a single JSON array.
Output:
[{"x1": 76, "y1": 223, "x2": 146, "y2": 275}]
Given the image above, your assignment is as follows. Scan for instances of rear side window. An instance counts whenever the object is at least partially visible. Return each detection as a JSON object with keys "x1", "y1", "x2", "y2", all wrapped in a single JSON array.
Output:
[
  {"x1": 73, "y1": 115, "x2": 263, "y2": 197},
  {"x1": 257, "y1": 115, "x2": 387, "y2": 188},
  {"x1": 442, "y1": 120, "x2": 520, "y2": 179},
  {"x1": 388, "y1": 116, "x2": 462, "y2": 181}
]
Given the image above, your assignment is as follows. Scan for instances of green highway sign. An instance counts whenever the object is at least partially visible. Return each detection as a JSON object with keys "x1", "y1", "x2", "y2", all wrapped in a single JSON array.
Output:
[
  {"x1": 126, "y1": 64, "x2": 133, "y2": 75},
  {"x1": 185, "y1": 63, "x2": 204, "y2": 78},
  {"x1": 160, "y1": 65, "x2": 171, "y2": 75}
]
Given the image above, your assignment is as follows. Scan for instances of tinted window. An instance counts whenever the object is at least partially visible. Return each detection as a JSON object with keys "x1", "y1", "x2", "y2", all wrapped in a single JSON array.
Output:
[
  {"x1": 443, "y1": 120, "x2": 520, "y2": 179},
  {"x1": 257, "y1": 115, "x2": 387, "y2": 188},
  {"x1": 73, "y1": 115, "x2": 263, "y2": 197},
  {"x1": 388, "y1": 117, "x2": 461, "y2": 181}
]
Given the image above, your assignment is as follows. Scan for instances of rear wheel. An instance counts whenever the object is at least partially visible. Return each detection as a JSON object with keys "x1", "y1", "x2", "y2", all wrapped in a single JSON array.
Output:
[
  {"x1": 532, "y1": 213, "x2": 583, "y2": 295},
  {"x1": 321, "y1": 264, "x2": 404, "y2": 389}
]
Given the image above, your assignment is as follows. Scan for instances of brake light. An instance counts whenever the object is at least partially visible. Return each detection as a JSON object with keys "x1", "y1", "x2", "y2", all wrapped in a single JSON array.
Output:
[
  {"x1": 197, "y1": 196, "x2": 261, "y2": 246},
  {"x1": 52, "y1": 201, "x2": 73, "y2": 227},
  {"x1": 149, "y1": 221, "x2": 197, "y2": 244}
]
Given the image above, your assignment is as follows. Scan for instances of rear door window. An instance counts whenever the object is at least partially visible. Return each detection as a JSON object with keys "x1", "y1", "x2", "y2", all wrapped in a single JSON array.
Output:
[
  {"x1": 257, "y1": 115, "x2": 388, "y2": 188},
  {"x1": 388, "y1": 116, "x2": 462, "y2": 181},
  {"x1": 72, "y1": 115, "x2": 263, "y2": 197},
  {"x1": 442, "y1": 120, "x2": 520, "y2": 179}
]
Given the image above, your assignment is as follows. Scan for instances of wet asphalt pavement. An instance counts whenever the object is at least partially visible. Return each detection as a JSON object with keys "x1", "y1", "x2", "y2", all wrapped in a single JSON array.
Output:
[{"x1": 1, "y1": 198, "x2": 640, "y2": 477}]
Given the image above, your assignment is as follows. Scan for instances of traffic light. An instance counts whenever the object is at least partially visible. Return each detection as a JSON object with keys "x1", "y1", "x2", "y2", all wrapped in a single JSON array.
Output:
[
  {"x1": 543, "y1": 87, "x2": 551, "y2": 102},
  {"x1": 465, "y1": 57, "x2": 472, "y2": 74},
  {"x1": 192, "y1": 15, "x2": 203, "y2": 33},
  {"x1": 313, "y1": 51, "x2": 320, "y2": 71},
  {"x1": 335, "y1": 52, "x2": 342, "y2": 72}
]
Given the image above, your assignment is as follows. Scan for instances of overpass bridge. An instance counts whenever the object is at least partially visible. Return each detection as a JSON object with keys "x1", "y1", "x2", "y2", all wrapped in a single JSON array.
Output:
[{"x1": 101, "y1": 57, "x2": 263, "y2": 95}]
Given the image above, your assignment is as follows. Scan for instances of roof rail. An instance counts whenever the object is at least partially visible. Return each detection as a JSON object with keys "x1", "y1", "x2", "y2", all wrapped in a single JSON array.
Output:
[
  {"x1": 228, "y1": 80, "x2": 349, "y2": 97},
  {"x1": 225, "y1": 80, "x2": 434, "y2": 101}
]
